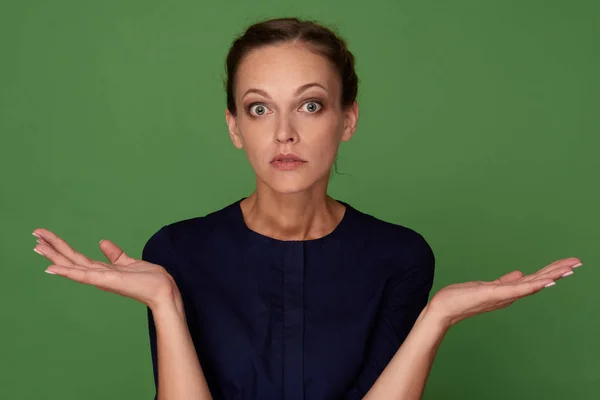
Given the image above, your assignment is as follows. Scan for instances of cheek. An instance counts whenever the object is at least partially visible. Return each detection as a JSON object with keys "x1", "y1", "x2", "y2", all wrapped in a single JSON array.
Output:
[
  {"x1": 238, "y1": 122, "x2": 273, "y2": 164},
  {"x1": 306, "y1": 117, "x2": 344, "y2": 159}
]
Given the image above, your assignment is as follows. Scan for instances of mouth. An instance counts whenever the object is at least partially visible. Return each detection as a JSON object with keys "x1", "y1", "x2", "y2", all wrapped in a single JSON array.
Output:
[
  {"x1": 270, "y1": 153, "x2": 307, "y2": 163},
  {"x1": 270, "y1": 153, "x2": 307, "y2": 170}
]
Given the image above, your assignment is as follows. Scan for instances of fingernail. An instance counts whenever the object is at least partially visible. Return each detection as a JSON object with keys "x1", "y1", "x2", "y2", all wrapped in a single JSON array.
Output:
[
  {"x1": 562, "y1": 271, "x2": 574, "y2": 277},
  {"x1": 98, "y1": 239, "x2": 103, "y2": 244},
  {"x1": 45, "y1": 269, "x2": 56, "y2": 275},
  {"x1": 572, "y1": 262, "x2": 583, "y2": 269},
  {"x1": 33, "y1": 248, "x2": 44, "y2": 256},
  {"x1": 544, "y1": 282, "x2": 556, "y2": 288},
  {"x1": 32, "y1": 232, "x2": 41, "y2": 238}
]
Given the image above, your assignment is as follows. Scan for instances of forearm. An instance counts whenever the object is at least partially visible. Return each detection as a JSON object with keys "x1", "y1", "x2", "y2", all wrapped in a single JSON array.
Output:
[
  {"x1": 151, "y1": 298, "x2": 213, "y2": 400},
  {"x1": 362, "y1": 304, "x2": 450, "y2": 400}
]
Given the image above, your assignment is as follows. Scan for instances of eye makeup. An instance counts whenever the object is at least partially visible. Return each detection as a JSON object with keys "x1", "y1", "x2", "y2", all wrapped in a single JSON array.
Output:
[{"x1": 244, "y1": 98, "x2": 326, "y2": 117}]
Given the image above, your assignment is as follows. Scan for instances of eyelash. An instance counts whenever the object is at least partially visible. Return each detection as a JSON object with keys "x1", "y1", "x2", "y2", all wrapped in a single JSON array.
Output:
[{"x1": 246, "y1": 100, "x2": 324, "y2": 117}]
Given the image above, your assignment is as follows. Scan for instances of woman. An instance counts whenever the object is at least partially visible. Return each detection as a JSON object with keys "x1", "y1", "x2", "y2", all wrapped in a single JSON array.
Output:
[{"x1": 32, "y1": 17, "x2": 581, "y2": 400}]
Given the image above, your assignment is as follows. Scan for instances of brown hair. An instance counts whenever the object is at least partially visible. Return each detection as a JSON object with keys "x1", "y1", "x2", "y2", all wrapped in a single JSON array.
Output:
[{"x1": 224, "y1": 17, "x2": 359, "y2": 116}]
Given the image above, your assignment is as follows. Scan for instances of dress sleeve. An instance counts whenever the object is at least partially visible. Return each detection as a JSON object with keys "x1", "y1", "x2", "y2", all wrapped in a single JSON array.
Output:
[
  {"x1": 343, "y1": 232, "x2": 436, "y2": 399},
  {"x1": 140, "y1": 225, "x2": 178, "y2": 400}
]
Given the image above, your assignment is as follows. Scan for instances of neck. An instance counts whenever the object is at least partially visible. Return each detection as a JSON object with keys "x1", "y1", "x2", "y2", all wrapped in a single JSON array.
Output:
[{"x1": 240, "y1": 187, "x2": 346, "y2": 241}]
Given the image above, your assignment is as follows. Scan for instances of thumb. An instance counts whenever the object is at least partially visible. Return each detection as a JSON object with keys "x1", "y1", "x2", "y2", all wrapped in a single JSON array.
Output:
[
  {"x1": 494, "y1": 270, "x2": 525, "y2": 284},
  {"x1": 99, "y1": 239, "x2": 135, "y2": 266}
]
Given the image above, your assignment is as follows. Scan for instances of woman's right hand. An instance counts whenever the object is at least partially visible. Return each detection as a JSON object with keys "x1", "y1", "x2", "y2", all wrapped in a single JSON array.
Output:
[{"x1": 32, "y1": 228, "x2": 182, "y2": 311}]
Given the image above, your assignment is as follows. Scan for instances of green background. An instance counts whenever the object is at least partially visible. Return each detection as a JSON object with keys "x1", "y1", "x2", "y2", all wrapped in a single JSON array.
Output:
[{"x1": 1, "y1": 0, "x2": 598, "y2": 398}]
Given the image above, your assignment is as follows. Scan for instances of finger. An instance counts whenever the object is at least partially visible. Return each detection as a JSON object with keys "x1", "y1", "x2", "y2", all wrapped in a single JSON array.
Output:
[
  {"x1": 521, "y1": 264, "x2": 575, "y2": 283},
  {"x1": 494, "y1": 270, "x2": 524, "y2": 284},
  {"x1": 99, "y1": 239, "x2": 136, "y2": 266},
  {"x1": 34, "y1": 243, "x2": 73, "y2": 266},
  {"x1": 35, "y1": 238, "x2": 77, "y2": 266},
  {"x1": 528, "y1": 257, "x2": 582, "y2": 278},
  {"x1": 45, "y1": 264, "x2": 115, "y2": 286},
  {"x1": 39, "y1": 256, "x2": 110, "y2": 273},
  {"x1": 33, "y1": 228, "x2": 93, "y2": 266},
  {"x1": 491, "y1": 278, "x2": 556, "y2": 301},
  {"x1": 36, "y1": 237, "x2": 50, "y2": 247},
  {"x1": 520, "y1": 262, "x2": 569, "y2": 282},
  {"x1": 538, "y1": 265, "x2": 576, "y2": 282}
]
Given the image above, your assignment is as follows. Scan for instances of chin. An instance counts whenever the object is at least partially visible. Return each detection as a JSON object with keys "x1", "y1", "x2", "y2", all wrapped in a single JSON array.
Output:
[
  {"x1": 260, "y1": 175, "x2": 316, "y2": 194},
  {"x1": 255, "y1": 165, "x2": 331, "y2": 194},
  {"x1": 269, "y1": 181, "x2": 313, "y2": 194}
]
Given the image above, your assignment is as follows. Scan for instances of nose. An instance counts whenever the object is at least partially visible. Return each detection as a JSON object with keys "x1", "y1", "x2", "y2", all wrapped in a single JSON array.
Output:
[{"x1": 274, "y1": 113, "x2": 299, "y2": 144}]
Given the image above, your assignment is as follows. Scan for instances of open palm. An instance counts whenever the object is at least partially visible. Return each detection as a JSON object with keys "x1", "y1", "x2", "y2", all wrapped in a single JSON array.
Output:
[
  {"x1": 428, "y1": 257, "x2": 582, "y2": 327},
  {"x1": 32, "y1": 228, "x2": 180, "y2": 310}
]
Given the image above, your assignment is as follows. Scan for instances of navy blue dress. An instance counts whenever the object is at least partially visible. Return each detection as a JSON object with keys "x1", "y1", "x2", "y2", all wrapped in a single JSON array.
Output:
[{"x1": 142, "y1": 198, "x2": 435, "y2": 400}]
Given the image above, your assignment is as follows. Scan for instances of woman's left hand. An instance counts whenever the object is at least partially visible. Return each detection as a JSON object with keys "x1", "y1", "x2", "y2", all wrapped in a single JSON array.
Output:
[{"x1": 427, "y1": 257, "x2": 582, "y2": 328}]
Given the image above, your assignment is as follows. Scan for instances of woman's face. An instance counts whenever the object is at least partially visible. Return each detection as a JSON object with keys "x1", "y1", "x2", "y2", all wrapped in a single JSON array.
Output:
[{"x1": 225, "y1": 42, "x2": 359, "y2": 194}]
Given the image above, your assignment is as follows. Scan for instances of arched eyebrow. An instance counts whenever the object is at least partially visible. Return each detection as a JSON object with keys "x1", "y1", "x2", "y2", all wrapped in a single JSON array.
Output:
[{"x1": 242, "y1": 82, "x2": 328, "y2": 100}]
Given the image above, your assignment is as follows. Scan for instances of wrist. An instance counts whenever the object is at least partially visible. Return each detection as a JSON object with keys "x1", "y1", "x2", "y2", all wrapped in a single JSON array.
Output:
[
  {"x1": 419, "y1": 302, "x2": 455, "y2": 332},
  {"x1": 149, "y1": 284, "x2": 185, "y2": 317}
]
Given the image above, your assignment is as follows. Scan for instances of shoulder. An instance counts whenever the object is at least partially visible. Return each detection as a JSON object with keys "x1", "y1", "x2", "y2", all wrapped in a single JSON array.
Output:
[
  {"x1": 346, "y1": 202, "x2": 435, "y2": 274},
  {"x1": 141, "y1": 198, "x2": 241, "y2": 258}
]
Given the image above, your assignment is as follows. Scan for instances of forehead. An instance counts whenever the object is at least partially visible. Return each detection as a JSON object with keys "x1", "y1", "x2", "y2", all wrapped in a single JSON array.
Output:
[{"x1": 235, "y1": 42, "x2": 340, "y2": 96}]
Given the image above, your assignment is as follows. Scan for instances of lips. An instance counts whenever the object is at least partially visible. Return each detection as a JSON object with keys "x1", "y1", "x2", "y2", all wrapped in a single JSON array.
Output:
[
  {"x1": 270, "y1": 153, "x2": 307, "y2": 171},
  {"x1": 271, "y1": 153, "x2": 306, "y2": 163}
]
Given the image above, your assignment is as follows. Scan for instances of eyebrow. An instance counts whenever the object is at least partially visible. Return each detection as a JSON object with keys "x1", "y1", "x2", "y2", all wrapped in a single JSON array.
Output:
[{"x1": 241, "y1": 82, "x2": 328, "y2": 100}]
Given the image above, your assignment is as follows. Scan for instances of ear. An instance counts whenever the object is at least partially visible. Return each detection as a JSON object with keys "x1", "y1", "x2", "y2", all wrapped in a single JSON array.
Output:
[
  {"x1": 341, "y1": 101, "x2": 359, "y2": 142},
  {"x1": 225, "y1": 108, "x2": 244, "y2": 149}
]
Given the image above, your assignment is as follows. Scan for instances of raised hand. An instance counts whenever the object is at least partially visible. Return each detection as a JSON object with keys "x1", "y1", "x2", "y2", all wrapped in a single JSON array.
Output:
[
  {"x1": 427, "y1": 257, "x2": 582, "y2": 328},
  {"x1": 32, "y1": 228, "x2": 182, "y2": 311}
]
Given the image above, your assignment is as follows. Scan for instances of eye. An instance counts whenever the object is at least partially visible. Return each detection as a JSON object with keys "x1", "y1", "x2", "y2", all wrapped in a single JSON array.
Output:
[
  {"x1": 299, "y1": 100, "x2": 323, "y2": 113},
  {"x1": 248, "y1": 103, "x2": 271, "y2": 116}
]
